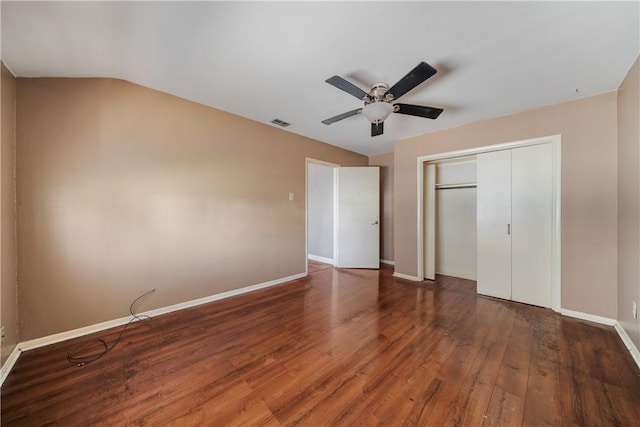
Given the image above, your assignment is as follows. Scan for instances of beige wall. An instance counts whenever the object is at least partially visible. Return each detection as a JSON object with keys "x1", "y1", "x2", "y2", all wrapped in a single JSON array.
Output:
[
  {"x1": 369, "y1": 152, "x2": 394, "y2": 263},
  {"x1": 16, "y1": 78, "x2": 367, "y2": 340},
  {"x1": 617, "y1": 56, "x2": 640, "y2": 349},
  {"x1": 394, "y1": 92, "x2": 619, "y2": 318},
  {"x1": 1, "y1": 63, "x2": 18, "y2": 365}
]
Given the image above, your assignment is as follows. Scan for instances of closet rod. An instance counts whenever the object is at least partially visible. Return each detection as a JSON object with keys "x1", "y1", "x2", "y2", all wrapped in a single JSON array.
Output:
[{"x1": 435, "y1": 183, "x2": 477, "y2": 190}]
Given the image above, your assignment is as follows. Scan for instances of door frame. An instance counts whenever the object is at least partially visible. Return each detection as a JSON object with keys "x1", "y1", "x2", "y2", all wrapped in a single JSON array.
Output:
[
  {"x1": 415, "y1": 134, "x2": 562, "y2": 312},
  {"x1": 305, "y1": 158, "x2": 340, "y2": 275},
  {"x1": 423, "y1": 163, "x2": 436, "y2": 280}
]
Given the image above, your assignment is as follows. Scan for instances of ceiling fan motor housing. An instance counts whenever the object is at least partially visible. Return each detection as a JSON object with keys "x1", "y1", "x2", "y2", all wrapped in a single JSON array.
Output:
[{"x1": 364, "y1": 83, "x2": 394, "y2": 104}]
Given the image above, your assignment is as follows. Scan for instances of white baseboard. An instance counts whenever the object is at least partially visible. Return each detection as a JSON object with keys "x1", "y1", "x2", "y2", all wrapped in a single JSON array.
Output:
[
  {"x1": 4, "y1": 271, "x2": 307, "y2": 385},
  {"x1": 308, "y1": 254, "x2": 334, "y2": 265},
  {"x1": 614, "y1": 322, "x2": 640, "y2": 370},
  {"x1": 380, "y1": 259, "x2": 395, "y2": 266},
  {"x1": 0, "y1": 344, "x2": 22, "y2": 385},
  {"x1": 435, "y1": 271, "x2": 477, "y2": 281},
  {"x1": 393, "y1": 272, "x2": 421, "y2": 281},
  {"x1": 19, "y1": 314, "x2": 141, "y2": 352},
  {"x1": 560, "y1": 308, "x2": 616, "y2": 326}
]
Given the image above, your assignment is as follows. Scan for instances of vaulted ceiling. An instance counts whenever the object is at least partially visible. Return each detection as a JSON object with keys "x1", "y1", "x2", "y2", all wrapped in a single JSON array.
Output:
[{"x1": 2, "y1": 1, "x2": 638, "y2": 156}]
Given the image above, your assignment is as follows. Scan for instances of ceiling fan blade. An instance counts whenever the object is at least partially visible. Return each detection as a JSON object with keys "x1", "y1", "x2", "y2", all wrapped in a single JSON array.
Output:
[
  {"x1": 394, "y1": 103, "x2": 443, "y2": 119},
  {"x1": 322, "y1": 108, "x2": 362, "y2": 125},
  {"x1": 325, "y1": 75, "x2": 369, "y2": 100},
  {"x1": 371, "y1": 121, "x2": 384, "y2": 137},
  {"x1": 387, "y1": 62, "x2": 437, "y2": 100}
]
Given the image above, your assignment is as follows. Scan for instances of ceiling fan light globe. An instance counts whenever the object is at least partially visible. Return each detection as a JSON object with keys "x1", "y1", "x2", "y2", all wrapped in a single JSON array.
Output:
[{"x1": 363, "y1": 102, "x2": 393, "y2": 123}]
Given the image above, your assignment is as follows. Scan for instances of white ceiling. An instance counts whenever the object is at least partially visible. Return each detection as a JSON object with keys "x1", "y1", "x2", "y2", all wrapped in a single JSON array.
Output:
[{"x1": 2, "y1": 1, "x2": 638, "y2": 156}]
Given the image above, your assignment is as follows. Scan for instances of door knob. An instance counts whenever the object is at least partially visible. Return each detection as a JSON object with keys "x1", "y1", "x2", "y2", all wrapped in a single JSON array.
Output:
[{"x1": 372, "y1": 220, "x2": 379, "y2": 225}]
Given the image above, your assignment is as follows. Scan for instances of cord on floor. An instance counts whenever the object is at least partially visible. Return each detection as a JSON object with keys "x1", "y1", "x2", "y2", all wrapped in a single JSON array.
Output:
[{"x1": 67, "y1": 289, "x2": 156, "y2": 366}]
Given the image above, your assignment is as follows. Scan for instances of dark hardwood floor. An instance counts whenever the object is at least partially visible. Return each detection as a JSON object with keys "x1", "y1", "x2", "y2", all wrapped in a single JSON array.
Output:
[{"x1": 2, "y1": 262, "x2": 640, "y2": 426}]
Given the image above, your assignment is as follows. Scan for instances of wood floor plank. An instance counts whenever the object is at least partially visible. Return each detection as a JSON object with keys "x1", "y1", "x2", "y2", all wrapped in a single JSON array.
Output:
[
  {"x1": 443, "y1": 303, "x2": 517, "y2": 426},
  {"x1": 483, "y1": 305, "x2": 535, "y2": 426},
  {"x1": 483, "y1": 388, "x2": 525, "y2": 427},
  {"x1": 2, "y1": 264, "x2": 639, "y2": 426},
  {"x1": 414, "y1": 297, "x2": 506, "y2": 425},
  {"x1": 523, "y1": 308, "x2": 564, "y2": 426}
]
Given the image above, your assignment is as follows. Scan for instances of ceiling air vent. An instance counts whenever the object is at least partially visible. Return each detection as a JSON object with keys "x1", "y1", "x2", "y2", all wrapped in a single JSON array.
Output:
[{"x1": 271, "y1": 119, "x2": 291, "y2": 128}]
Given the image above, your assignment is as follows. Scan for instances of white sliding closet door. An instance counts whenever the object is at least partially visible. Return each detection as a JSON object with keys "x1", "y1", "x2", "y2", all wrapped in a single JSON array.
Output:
[
  {"x1": 511, "y1": 143, "x2": 553, "y2": 307},
  {"x1": 477, "y1": 150, "x2": 512, "y2": 300},
  {"x1": 476, "y1": 143, "x2": 553, "y2": 309}
]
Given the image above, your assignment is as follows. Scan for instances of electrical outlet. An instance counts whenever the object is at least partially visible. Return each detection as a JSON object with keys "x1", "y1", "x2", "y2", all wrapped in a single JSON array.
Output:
[
  {"x1": 0, "y1": 326, "x2": 5, "y2": 344},
  {"x1": 633, "y1": 301, "x2": 638, "y2": 320}
]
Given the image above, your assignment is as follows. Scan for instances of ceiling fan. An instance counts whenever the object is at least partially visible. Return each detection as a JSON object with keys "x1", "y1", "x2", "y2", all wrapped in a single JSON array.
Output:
[{"x1": 322, "y1": 61, "x2": 443, "y2": 137}]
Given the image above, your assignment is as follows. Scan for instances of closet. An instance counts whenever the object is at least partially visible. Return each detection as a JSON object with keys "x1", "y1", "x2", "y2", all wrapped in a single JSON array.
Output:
[{"x1": 476, "y1": 143, "x2": 553, "y2": 308}]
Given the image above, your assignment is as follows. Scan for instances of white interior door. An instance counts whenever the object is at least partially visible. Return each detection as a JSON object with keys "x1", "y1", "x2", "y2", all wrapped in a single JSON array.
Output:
[
  {"x1": 511, "y1": 143, "x2": 553, "y2": 308},
  {"x1": 477, "y1": 150, "x2": 512, "y2": 300},
  {"x1": 336, "y1": 167, "x2": 380, "y2": 268}
]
